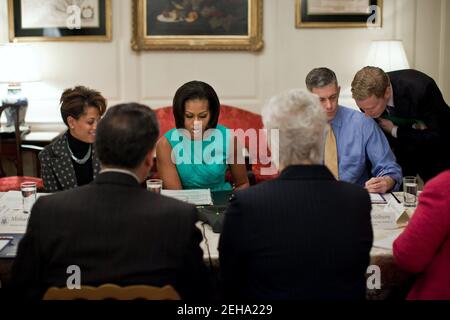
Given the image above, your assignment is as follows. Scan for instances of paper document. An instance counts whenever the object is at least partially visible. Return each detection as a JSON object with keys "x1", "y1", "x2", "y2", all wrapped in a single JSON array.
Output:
[
  {"x1": 370, "y1": 193, "x2": 387, "y2": 204},
  {"x1": 1, "y1": 191, "x2": 49, "y2": 210},
  {"x1": 161, "y1": 189, "x2": 213, "y2": 206},
  {"x1": 373, "y1": 230, "x2": 403, "y2": 250},
  {"x1": 1, "y1": 191, "x2": 23, "y2": 210},
  {"x1": 0, "y1": 239, "x2": 11, "y2": 252}
]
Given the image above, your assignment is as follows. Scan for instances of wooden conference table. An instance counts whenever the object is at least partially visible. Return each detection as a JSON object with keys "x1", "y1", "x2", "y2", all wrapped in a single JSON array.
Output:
[{"x1": 0, "y1": 191, "x2": 414, "y2": 299}]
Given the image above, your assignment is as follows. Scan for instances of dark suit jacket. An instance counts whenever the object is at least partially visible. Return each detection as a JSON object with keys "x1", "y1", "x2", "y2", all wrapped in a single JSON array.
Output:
[
  {"x1": 8, "y1": 172, "x2": 211, "y2": 300},
  {"x1": 219, "y1": 165, "x2": 373, "y2": 300},
  {"x1": 386, "y1": 69, "x2": 450, "y2": 181},
  {"x1": 38, "y1": 132, "x2": 101, "y2": 192}
]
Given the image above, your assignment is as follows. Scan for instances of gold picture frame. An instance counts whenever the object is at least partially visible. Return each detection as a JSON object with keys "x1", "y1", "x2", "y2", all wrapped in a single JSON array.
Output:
[
  {"x1": 132, "y1": 0, "x2": 263, "y2": 51},
  {"x1": 296, "y1": 0, "x2": 383, "y2": 28},
  {"x1": 8, "y1": 0, "x2": 112, "y2": 42}
]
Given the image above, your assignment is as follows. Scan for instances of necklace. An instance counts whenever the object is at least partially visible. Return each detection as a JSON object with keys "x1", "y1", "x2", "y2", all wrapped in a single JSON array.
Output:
[{"x1": 67, "y1": 142, "x2": 92, "y2": 165}]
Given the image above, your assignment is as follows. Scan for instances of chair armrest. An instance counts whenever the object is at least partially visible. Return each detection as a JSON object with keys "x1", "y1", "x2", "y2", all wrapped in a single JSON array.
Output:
[{"x1": 21, "y1": 144, "x2": 44, "y2": 152}]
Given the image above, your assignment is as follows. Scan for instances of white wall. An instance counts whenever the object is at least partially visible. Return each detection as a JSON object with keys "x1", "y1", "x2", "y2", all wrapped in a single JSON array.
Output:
[{"x1": 0, "y1": 0, "x2": 449, "y2": 130}]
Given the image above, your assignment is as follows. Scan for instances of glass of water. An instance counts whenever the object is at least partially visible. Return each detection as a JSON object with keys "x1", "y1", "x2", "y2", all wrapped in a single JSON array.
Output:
[
  {"x1": 21, "y1": 182, "x2": 37, "y2": 213},
  {"x1": 403, "y1": 176, "x2": 418, "y2": 207},
  {"x1": 146, "y1": 179, "x2": 163, "y2": 194}
]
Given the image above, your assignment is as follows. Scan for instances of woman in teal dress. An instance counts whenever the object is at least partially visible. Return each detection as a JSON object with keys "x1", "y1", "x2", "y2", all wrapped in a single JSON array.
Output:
[{"x1": 156, "y1": 81, "x2": 249, "y2": 191}]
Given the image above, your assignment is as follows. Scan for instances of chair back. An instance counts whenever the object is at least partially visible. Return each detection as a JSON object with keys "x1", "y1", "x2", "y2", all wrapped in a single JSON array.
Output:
[
  {"x1": 0, "y1": 104, "x2": 25, "y2": 176},
  {"x1": 43, "y1": 284, "x2": 181, "y2": 300}
]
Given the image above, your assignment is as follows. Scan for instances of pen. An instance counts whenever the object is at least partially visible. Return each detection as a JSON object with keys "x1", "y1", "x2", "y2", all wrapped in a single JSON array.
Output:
[
  {"x1": 0, "y1": 236, "x2": 14, "y2": 240},
  {"x1": 390, "y1": 192, "x2": 401, "y2": 204}
]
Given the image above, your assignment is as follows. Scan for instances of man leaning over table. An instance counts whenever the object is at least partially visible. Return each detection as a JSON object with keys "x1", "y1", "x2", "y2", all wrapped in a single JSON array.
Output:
[
  {"x1": 306, "y1": 67, "x2": 402, "y2": 193},
  {"x1": 8, "y1": 103, "x2": 211, "y2": 300},
  {"x1": 351, "y1": 67, "x2": 450, "y2": 183}
]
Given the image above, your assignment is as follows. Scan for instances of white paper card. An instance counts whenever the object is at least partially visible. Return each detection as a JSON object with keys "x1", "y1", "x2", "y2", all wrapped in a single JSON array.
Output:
[
  {"x1": 0, "y1": 239, "x2": 10, "y2": 252},
  {"x1": 0, "y1": 211, "x2": 29, "y2": 234},
  {"x1": 384, "y1": 198, "x2": 409, "y2": 223},
  {"x1": 161, "y1": 189, "x2": 213, "y2": 206},
  {"x1": 373, "y1": 229, "x2": 403, "y2": 250},
  {"x1": 371, "y1": 209, "x2": 398, "y2": 230}
]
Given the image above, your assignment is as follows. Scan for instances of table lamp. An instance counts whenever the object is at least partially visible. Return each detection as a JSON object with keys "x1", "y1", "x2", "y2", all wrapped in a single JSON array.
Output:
[
  {"x1": 366, "y1": 40, "x2": 410, "y2": 72},
  {"x1": 0, "y1": 44, "x2": 41, "y2": 130}
]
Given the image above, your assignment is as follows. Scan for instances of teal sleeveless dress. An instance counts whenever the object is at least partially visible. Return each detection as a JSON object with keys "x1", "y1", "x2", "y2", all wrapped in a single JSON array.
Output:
[{"x1": 164, "y1": 124, "x2": 232, "y2": 191}]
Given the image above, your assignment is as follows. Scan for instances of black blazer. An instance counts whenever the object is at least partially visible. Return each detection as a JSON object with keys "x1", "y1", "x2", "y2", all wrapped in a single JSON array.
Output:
[
  {"x1": 219, "y1": 165, "x2": 373, "y2": 300},
  {"x1": 387, "y1": 69, "x2": 450, "y2": 180},
  {"x1": 9, "y1": 172, "x2": 211, "y2": 300}
]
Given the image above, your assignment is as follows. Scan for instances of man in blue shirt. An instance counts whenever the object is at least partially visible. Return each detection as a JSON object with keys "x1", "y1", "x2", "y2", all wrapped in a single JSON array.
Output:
[{"x1": 306, "y1": 67, "x2": 402, "y2": 193}]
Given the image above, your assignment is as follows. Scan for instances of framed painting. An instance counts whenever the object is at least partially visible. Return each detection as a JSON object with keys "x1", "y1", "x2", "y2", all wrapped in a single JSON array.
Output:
[
  {"x1": 296, "y1": 0, "x2": 382, "y2": 28},
  {"x1": 8, "y1": 0, "x2": 112, "y2": 42},
  {"x1": 132, "y1": 0, "x2": 263, "y2": 51}
]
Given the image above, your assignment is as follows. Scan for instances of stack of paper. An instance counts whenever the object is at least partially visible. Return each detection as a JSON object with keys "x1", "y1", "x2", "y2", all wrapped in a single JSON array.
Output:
[
  {"x1": 161, "y1": 189, "x2": 213, "y2": 206},
  {"x1": 370, "y1": 193, "x2": 387, "y2": 204}
]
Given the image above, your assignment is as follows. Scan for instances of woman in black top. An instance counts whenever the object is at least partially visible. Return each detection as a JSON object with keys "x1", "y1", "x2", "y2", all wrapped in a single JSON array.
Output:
[{"x1": 39, "y1": 86, "x2": 107, "y2": 192}]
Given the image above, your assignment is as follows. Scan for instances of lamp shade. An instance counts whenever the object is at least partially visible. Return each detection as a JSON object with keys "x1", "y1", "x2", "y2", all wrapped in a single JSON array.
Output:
[
  {"x1": 0, "y1": 44, "x2": 41, "y2": 83},
  {"x1": 366, "y1": 40, "x2": 410, "y2": 72}
]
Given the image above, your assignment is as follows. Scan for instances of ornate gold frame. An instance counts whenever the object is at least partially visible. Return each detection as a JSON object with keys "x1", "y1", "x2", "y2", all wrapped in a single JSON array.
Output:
[
  {"x1": 296, "y1": 0, "x2": 383, "y2": 28},
  {"x1": 8, "y1": 0, "x2": 112, "y2": 42},
  {"x1": 132, "y1": 0, "x2": 263, "y2": 51}
]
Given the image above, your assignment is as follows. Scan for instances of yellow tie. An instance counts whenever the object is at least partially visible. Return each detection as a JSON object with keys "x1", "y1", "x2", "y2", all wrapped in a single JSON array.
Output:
[{"x1": 325, "y1": 124, "x2": 339, "y2": 180}]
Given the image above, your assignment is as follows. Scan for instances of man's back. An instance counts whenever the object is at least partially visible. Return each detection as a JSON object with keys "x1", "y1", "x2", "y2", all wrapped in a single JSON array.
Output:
[
  {"x1": 387, "y1": 69, "x2": 450, "y2": 180},
  {"x1": 10, "y1": 172, "x2": 210, "y2": 300},
  {"x1": 219, "y1": 165, "x2": 373, "y2": 300}
]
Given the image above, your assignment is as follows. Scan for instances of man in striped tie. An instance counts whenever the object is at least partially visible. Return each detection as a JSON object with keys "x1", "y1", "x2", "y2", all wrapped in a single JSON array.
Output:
[{"x1": 306, "y1": 67, "x2": 402, "y2": 193}]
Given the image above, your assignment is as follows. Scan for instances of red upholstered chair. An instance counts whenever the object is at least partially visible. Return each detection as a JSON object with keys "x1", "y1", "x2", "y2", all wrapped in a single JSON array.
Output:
[
  {"x1": 0, "y1": 176, "x2": 44, "y2": 192},
  {"x1": 153, "y1": 105, "x2": 279, "y2": 184},
  {"x1": 0, "y1": 103, "x2": 44, "y2": 192}
]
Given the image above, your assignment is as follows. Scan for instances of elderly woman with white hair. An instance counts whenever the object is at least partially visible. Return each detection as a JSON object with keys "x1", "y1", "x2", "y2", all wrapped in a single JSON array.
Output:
[{"x1": 219, "y1": 89, "x2": 373, "y2": 300}]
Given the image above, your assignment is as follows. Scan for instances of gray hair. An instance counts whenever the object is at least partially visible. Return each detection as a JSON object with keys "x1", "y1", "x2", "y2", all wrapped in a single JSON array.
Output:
[
  {"x1": 305, "y1": 67, "x2": 338, "y2": 91},
  {"x1": 262, "y1": 89, "x2": 327, "y2": 168}
]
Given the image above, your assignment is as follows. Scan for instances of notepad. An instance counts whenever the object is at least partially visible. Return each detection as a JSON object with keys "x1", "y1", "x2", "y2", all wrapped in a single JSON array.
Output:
[
  {"x1": 161, "y1": 189, "x2": 213, "y2": 206},
  {"x1": 370, "y1": 193, "x2": 387, "y2": 204}
]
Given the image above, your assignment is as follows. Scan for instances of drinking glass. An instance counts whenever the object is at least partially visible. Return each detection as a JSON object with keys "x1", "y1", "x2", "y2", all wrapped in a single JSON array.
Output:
[
  {"x1": 403, "y1": 176, "x2": 418, "y2": 207},
  {"x1": 146, "y1": 179, "x2": 163, "y2": 194},
  {"x1": 21, "y1": 182, "x2": 37, "y2": 213}
]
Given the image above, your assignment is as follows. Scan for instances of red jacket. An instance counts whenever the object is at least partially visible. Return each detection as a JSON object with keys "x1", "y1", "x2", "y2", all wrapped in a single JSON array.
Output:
[{"x1": 393, "y1": 170, "x2": 450, "y2": 300}]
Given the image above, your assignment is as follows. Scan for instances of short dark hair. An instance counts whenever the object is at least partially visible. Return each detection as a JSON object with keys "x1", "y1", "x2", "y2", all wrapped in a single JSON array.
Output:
[
  {"x1": 95, "y1": 103, "x2": 160, "y2": 169},
  {"x1": 305, "y1": 68, "x2": 338, "y2": 91},
  {"x1": 60, "y1": 86, "x2": 107, "y2": 126},
  {"x1": 172, "y1": 80, "x2": 220, "y2": 129}
]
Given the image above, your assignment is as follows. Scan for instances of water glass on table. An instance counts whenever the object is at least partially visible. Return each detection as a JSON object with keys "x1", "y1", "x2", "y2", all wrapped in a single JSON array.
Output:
[
  {"x1": 403, "y1": 176, "x2": 418, "y2": 207},
  {"x1": 21, "y1": 182, "x2": 37, "y2": 213},
  {"x1": 146, "y1": 179, "x2": 163, "y2": 194}
]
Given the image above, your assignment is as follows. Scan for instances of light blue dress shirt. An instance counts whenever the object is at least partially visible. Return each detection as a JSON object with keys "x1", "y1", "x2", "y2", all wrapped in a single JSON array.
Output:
[{"x1": 330, "y1": 106, "x2": 402, "y2": 191}]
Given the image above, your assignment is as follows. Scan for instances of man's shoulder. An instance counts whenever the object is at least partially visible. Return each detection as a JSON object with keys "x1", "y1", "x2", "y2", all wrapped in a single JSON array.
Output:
[
  {"x1": 39, "y1": 133, "x2": 67, "y2": 159},
  {"x1": 231, "y1": 179, "x2": 370, "y2": 212},
  {"x1": 35, "y1": 184, "x2": 197, "y2": 218},
  {"x1": 388, "y1": 69, "x2": 434, "y2": 86},
  {"x1": 338, "y1": 106, "x2": 376, "y2": 127}
]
